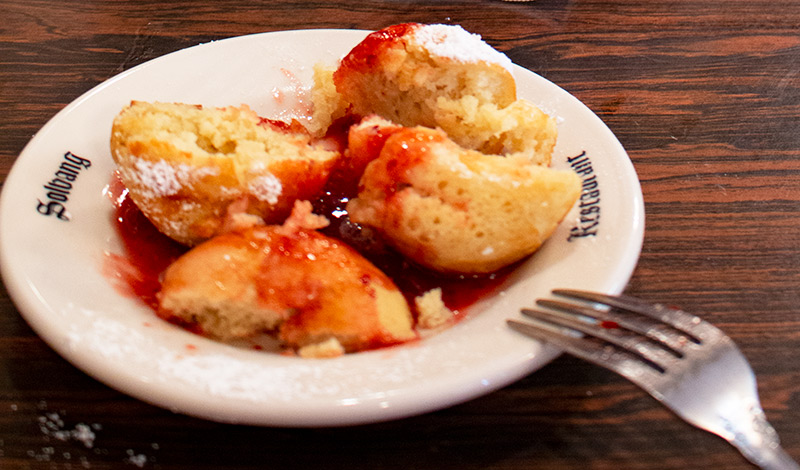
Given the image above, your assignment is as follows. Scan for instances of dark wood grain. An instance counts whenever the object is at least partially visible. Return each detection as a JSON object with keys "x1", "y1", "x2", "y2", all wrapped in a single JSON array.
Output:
[{"x1": 2, "y1": 0, "x2": 799, "y2": 468}]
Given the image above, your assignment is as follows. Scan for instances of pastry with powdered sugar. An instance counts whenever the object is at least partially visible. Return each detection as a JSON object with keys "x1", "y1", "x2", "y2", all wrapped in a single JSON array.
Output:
[{"x1": 111, "y1": 101, "x2": 340, "y2": 246}]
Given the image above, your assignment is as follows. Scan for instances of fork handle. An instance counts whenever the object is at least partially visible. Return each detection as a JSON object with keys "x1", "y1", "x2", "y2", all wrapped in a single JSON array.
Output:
[
  {"x1": 737, "y1": 443, "x2": 799, "y2": 470},
  {"x1": 728, "y1": 409, "x2": 800, "y2": 470}
]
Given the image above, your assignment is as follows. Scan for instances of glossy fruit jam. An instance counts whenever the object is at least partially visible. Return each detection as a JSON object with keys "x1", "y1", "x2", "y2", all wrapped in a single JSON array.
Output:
[{"x1": 106, "y1": 172, "x2": 512, "y2": 322}]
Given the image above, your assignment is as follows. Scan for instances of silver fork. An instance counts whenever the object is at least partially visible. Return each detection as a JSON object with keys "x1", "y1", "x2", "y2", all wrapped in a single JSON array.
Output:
[{"x1": 507, "y1": 289, "x2": 799, "y2": 470}]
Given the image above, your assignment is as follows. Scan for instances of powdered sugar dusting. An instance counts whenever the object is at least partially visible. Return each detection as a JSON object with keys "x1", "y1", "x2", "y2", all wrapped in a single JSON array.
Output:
[
  {"x1": 248, "y1": 173, "x2": 283, "y2": 204},
  {"x1": 412, "y1": 24, "x2": 514, "y2": 74},
  {"x1": 45, "y1": 284, "x2": 543, "y2": 427},
  {"x1": 37, "y1": 412, "x2": 99, "y2": 449},
  {"x1": 126, "y1": 449, "x2": 149, "y2": 468},
  {"x1": 61, "y1": 303, "x2": 490, "y2": 404},
  {"x1": 132, "y1": 159, "x2": 182, "y2": 197},
  {"x1": 26, "y1": 401, "x2": 160, "y2": 467},
  {"x1": 156, "y1": 354, "x2": 346, "y2": 402},
  {"x1": 439, "y1": 152, "x2": 474, "y2": 179},
  {"x1": 270, "y1": 68, "x2": 313, "y2": 125},
  {"x1": 129, "y1": 159, "x2": 219, "y2": 198}
]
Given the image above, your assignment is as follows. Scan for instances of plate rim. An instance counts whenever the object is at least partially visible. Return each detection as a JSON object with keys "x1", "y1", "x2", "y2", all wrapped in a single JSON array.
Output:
[{"x1": 0, "y1": 28, "x2": 645, "y2": 427}]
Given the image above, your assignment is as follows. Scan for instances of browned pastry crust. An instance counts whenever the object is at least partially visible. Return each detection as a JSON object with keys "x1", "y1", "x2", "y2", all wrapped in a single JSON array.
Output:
[
  {"x1": 158, "y1": 202, "x2": 417, "y2": 357},
  {"x1": 347, "y1": 126, "x2": 581, "y2": 274},
  {"x1": 312, "y1": 23, "x2": 556, "y2": 165},
  {"x1": 111, "y1": 101, "x2": 341, "y2": 246}
]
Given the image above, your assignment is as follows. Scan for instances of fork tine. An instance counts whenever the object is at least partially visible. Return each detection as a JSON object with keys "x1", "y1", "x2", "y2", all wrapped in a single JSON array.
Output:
[
  {"x1": 552, "y1": 289, "x2": 722, "y2": 344},
  {"x1": 512, "y1": 291, "x2": 800, "y2": 470},
  {"x1": 535, "y1": 298, "x2": 689, "y2": 356},
  {"x1": 519, "y1": 307, "x2": 680, "y2": 371},
  {"x1": 507, "y1": 319, "x2": 666, "y2": 392}
]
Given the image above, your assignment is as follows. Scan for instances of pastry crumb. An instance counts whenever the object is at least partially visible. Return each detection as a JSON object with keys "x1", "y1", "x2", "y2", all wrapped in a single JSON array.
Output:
[
  {"x1": 415, "y1": 288, "x2": 455, "y2": 329},
  {"x1": 298, "y1": 337, "x2": 346, "y2": 358},
  {"x1": 277, "y1": 200, "x2": 329, "y2": 236}
]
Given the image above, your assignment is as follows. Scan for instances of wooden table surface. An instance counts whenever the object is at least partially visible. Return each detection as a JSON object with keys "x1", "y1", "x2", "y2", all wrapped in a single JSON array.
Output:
[{"x1": 2, "y1": 0, "x2": 799, "y2": 468}]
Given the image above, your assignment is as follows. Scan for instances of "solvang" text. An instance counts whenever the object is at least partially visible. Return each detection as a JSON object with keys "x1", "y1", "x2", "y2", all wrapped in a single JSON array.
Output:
[{"x1": 36, "y1": 152, "x2": 92, "y2": 221}]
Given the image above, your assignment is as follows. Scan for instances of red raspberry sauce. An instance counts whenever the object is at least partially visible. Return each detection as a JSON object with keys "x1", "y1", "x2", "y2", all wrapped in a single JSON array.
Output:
[{"x1": 106, "y1": 171, "x2": 510, "y2": 319}]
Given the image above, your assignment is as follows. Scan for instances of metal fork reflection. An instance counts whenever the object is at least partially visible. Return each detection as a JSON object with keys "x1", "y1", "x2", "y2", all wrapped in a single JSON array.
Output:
[{"x1": 508, "y1": 289, "x2": 799, "y2": 470}]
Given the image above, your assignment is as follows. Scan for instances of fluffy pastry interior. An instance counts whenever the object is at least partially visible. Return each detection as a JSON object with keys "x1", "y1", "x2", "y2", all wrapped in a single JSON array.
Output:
[
  {"x1": 347, "y1": 126, "x2": 581, "y2": 274},
  {"x1": 111, "y1": 101, "x2": 340, "y2": 245},
  {"x1": 112, "y1": 23, "x2": 582, "y2": 357},
  {"x1": 158, "y1": 201, "x2": 417, "y2": 356},
  {"x1": 314, "y1": 23, "x2": 556, "y2": 165},
  {"x1": 307, "y1": 64, "x2": 351, "y2": 137},
  {"x1": 333, "y1": 23, "x2": 516, "y2": 126}
]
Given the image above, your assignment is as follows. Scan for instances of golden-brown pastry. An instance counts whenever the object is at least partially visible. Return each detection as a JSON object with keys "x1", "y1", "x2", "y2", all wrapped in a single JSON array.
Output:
[
  {"x1": 347, "y1": 126, "x2": 581, "y2": 274},
  {"x1": 324, "y1": 23, "x2": 556, "y2": 165},
  {"x1": 334, "y1": 23, "x2": 515, "y2": 124},
  {"x1": 332, "y1": 115, "x2": 404, "y2": 192},
  {"x1": 112, "y1": 23, "x2": 583, "y2": 359},
  {"x1": 157, "y1": 201, "x2": 417, "y2": 356},
  {"x1": 111, "y1": 101, "x2": 341, "y2": 246},
  {"x1": 307, "y1": 63, "x2": 351, "y2": 137}
]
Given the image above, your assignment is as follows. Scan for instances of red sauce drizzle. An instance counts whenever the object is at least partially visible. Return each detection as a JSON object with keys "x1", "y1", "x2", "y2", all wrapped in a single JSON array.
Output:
[
  {"x1": 108, "y1": 169, "x2": 510, "y2": 320},
  {"x1": 312, "y1": 171, "x2": 512, "y2": 316},
  {"x1": 106, "y1": 174, "x2": 187, "y2": 310},
  {"x1": 335, "y1": 23, "x2": 419, "y2": 77}
]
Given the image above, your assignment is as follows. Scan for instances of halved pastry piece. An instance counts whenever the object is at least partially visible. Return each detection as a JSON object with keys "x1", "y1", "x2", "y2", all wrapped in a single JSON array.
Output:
[
  {"x1": 157, "y1": 202, "x2": 417, "y2": 357},
  {"x1": 347, "y1": 126, "x2": 581, "y2": 274},
  {"x1": 111, "y1": 101, "x2": 341, "y2": 246},
  {"x1": 316, "y1": 23, "x2": 556, "y2": 165}
]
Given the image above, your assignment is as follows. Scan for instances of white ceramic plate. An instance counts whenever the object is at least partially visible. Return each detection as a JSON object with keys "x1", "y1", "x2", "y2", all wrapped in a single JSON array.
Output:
[{"x1": 0, "y1": 29, "x2": 644, "y2": 427}]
